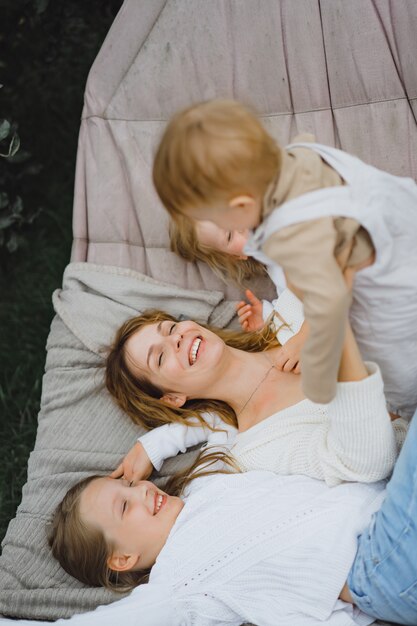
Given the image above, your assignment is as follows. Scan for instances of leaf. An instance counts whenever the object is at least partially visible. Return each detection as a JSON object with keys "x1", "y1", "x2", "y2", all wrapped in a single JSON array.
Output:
[
  {"x1": 0, "y1": 192, "x2": 9, "y2": 209},
  {"x1": 6, "y1": 150, "x2": 31, "y2": 164},
  {"x1": 27, "y1": 207, "x2": 42, "y2": 224},
  {"x1": 35, "y1": 0, "x2": 50, "y2": 15},
  {"x1": 6, "y1": 232, "x2": 19, "y2": 253},
  {"x1": 11, "y1": 196, "x2": 23, "y2": 215},
  {"x1": 0, "y1": 120, "x2": 11, "y2": 141},
  {"x1": 0, "y1": 215, "x2": 16, "y2": 230},
  {"x1": 0, "y1": 133, "x2": 20, "y2": 158},
  {"x1": 8, "y1": 134, "x2": 21, "y2": 158}
]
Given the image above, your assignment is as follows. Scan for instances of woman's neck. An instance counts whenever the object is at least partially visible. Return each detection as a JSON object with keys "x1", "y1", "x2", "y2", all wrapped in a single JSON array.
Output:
[{"x1": 205, "y1": 347, "x2": 305, "y2": 432}]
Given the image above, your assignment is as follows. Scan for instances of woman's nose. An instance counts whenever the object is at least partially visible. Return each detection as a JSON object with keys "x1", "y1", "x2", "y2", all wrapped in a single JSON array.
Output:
[{"x1": 172, "y1": 331, "x2": 183, "y2": 350}]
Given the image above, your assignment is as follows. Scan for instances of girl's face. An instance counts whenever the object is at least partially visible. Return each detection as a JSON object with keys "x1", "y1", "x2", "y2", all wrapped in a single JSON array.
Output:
[
  {"x1": 124, "y1": 319, "x2": 227, "y2": 404},
  {"x1": 79, "y1": 477, "x2": 184, "y2": 571},
  {"x1": 195, "y1": 221, "x2": 249, "y2": 258}
]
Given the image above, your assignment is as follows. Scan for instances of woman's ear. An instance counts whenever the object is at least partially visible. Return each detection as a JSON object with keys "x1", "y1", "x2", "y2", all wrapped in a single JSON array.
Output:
[
  {"x1": 107, "y1": 552, "x2": 140, "y2": 573},
  {"x1": 160, "y1": 392, "x2": 187, "y2": 408}
]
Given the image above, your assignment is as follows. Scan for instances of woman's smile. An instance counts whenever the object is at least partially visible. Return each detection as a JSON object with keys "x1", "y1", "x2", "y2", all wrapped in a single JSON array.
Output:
[
  {"x1": 124, "y1": 320, "x2": 224, "y2": 399},
  {"x1": 189, "y1": 336, "x2": 203, "y2": 365}
]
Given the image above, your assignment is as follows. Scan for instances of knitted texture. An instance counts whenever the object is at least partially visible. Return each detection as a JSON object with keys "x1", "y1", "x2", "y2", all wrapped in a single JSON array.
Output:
[{"x1": 232, "y1": 363, "x2": 401, "y2": 486}]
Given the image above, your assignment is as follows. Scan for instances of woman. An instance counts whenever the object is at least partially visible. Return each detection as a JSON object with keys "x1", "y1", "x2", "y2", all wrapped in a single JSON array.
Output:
[
  {"x1": 105, "y1": 300, "x2": 406, "y2": 487},
  {"x1": 9, "y1": 407, "x2": 417, "y2": 626}
]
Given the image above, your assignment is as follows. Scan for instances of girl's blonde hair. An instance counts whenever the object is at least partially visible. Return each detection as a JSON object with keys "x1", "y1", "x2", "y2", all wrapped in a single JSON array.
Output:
[
  {"x1": 49, "y1": 449, "x2": 240, "y2": 592},
  {"x1": 105, "y1": 309, "x2": 279, "y2": 431},
  {"x1": 48, "y1": 474, "x2": 148, "y2": 591},
  {"x1": 153, "y1": 99, "x2": 281, "y2": 217},
  {"x1": 169, "y1": 215, "x2": 266, "y2": 287}
]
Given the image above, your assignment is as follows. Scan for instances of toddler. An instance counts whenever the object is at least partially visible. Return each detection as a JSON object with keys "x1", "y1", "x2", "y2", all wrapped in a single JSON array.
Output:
[{"x1": 154, "y1": 99, "x2": 417, "y2": 417}]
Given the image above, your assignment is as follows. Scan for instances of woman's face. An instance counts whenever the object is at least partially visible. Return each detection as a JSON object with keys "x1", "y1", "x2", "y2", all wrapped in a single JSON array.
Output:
[
  {"x1": 124, "y1": 319, "x2": 227, "y2": 402},
  {"x1": 195, "y1": 221, "x2": 249, "y2": 258},
  {"x1": 79, "y1": 477, "x2": 184, "y2": 571}
]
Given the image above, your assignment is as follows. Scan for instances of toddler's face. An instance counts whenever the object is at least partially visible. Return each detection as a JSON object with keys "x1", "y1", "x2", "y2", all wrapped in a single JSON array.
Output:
[
  {"x1": 195, "y1": 221, "x2": 249, "y2": 258},
  {"x1": 184, "y1": 195, "x2": 263, "y2": 232}
]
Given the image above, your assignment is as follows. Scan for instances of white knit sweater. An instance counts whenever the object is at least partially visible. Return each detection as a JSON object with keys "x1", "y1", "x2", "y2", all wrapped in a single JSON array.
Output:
[
  {"x1": 232, "y1": 362, "x2": 407, "y2": 486},
  {"x1": 140, "y1": 362, "x2": 406, "y2": 487},
  {"x1": 14, "y1": 472, "x2": 385, "y2": 626}
]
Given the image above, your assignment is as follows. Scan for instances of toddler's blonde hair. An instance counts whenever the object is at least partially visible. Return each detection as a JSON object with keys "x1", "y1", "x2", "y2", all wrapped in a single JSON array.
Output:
[
  {"x1": 153, "y1": 99, "x2": 281, "y2": 217},
  {"x1": 169, "y1": 215, "x2": 266, "y2": 286}
]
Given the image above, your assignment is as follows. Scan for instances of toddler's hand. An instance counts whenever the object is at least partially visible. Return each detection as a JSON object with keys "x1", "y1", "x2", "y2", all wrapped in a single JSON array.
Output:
[
  {"x1": 236, "y1": 289, "x2": 265, "y2": 332},
  {"x1": 111, "y1": 441, "x2": 153, "y2": 485}
]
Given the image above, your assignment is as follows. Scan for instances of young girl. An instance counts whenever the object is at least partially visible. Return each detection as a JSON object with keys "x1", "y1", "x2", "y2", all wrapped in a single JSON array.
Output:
[
  {"x1": 170, "y1": 214, "x2": 307, "y2": 372},
  {"x1": 10, "y1": 407, "x2": 417, "y2": 626},
  {"x1": 105, "y1": 293, "x2": 406, "y2": 489},
  {"x1": 153, "y1": 99, "x2": 417, "y2": 418}
]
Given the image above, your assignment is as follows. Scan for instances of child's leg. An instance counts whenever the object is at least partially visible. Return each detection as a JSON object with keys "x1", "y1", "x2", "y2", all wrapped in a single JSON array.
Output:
[{"x1": 347, "y1": 408, "x2": 417, "y2": 624}]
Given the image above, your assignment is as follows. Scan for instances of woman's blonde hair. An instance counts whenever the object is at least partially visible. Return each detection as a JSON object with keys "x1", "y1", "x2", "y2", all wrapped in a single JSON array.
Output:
[
  {"x1": 153, "y1": 99, "x2": 281, "y2": 217},
  {"x1": 105, "y1": 309, "x2": 279, "y2": 431},
  {"x1": 49, "y1": 449, "x2": 240, "y2": 592},
  {"x1": 169, "y1": 215, "x2": 266, "y2": 287}
]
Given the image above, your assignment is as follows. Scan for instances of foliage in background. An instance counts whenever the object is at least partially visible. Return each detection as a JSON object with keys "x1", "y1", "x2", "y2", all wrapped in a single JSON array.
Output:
[
  {"x1": 0, "y1": 115, "x2": 42, "y2": 256},
  {"x1": 0, "y1": 0, "x2": 123, "y2": 544}
]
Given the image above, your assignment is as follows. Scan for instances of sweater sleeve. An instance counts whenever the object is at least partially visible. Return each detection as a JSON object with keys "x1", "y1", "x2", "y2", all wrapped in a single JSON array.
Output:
[
  {"x1": 316, "y1": 362, "x2": 397, "y2": 485},
  {"x1": 263, "y1": 217, "x2": 351, "y2": 404},
  {"x1": 234, "y1": 363, "x2": 398, "y2": 486},
  {"x1": 139, "y1": 413, "x2": 225, "y2": 471}
]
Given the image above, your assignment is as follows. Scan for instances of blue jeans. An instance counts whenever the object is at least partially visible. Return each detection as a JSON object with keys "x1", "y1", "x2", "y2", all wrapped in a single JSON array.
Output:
[{"x1": 348, "y1": 408, "x2": 417, "y2": 625}]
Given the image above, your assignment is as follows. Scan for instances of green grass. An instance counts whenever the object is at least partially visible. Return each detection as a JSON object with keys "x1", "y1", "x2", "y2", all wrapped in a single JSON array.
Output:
[{"x1": 0, "y1": 0, "x2": 123, "y2": 545}]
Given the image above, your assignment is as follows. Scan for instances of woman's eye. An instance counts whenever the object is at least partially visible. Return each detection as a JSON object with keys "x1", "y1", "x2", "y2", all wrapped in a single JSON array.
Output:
[
  {"x1": 158, "y1": 353, "x2": 163, "y2": 367},
  {"x1": 227, "y1": 231, "x2": 232, "y2": 243},
  {"x1": 122, "y1": 501, "x2": 127, "y2": 516},
  {"x1": 169, "y1": 323, "x2": 176, "y2": 335}
]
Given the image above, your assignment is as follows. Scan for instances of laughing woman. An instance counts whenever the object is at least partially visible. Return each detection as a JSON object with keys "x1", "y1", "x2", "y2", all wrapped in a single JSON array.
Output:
[{"x1": 104, "y1": 290, "x2": 407, "y2": 487}]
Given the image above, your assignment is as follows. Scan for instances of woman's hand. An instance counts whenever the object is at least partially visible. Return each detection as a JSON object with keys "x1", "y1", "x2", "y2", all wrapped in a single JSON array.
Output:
[
  {"x1": 236, "y1": 289, "x2": 265, "y2": 332},
  {"x1": 273, "y1": 321, "x2": 308, "y2": 374},
  {"x1": 110, "y1": 441, "x2": 153, "y2": 485}
]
